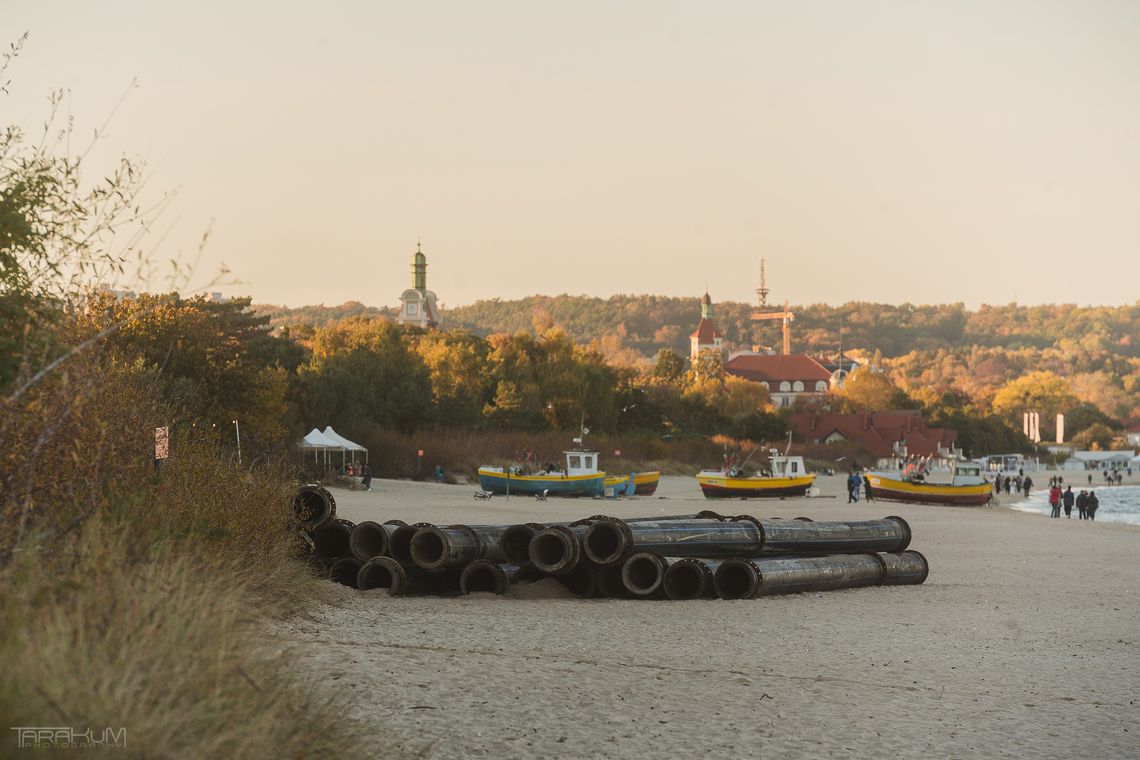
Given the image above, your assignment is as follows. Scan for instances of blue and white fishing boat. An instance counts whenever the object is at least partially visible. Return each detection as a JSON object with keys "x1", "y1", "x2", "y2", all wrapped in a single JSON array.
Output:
[{"x1": 478, "y1": 446, "x2": 606, "y2": 497}]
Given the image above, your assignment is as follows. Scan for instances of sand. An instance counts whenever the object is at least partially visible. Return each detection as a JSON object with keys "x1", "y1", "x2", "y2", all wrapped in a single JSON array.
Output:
[{"x1": 279, "y1": 473, "x2": 1139, "y2": 758}]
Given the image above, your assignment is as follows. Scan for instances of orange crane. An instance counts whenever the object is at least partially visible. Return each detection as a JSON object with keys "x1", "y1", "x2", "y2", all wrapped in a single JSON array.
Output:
[{"x1": 752, "y1": 300, "x2": 795, "y2": 355}]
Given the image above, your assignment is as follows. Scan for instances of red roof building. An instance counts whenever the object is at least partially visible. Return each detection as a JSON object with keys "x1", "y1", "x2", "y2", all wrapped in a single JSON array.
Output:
[
  {"x1": 724, "y1": 353, "x2": 833, "y2": 408},
  {"x1": 792, "y1": 411, "x2": 959, "y2": 464}
]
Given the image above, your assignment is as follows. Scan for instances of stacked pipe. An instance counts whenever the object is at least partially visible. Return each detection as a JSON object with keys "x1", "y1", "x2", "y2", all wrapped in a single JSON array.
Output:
[{"x1": 292, "y1": 485, "x2": 929, "y2": 599}]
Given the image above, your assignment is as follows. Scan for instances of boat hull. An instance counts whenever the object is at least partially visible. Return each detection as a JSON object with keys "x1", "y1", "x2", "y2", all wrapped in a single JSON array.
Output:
[
  {"x1": 478, "y1": 468, "x2": 605, "y2": 497},
  {"x1": 696, "y1": 473, "x2": 815, "y2": 499},
  {"x1": 865, "y1": 473, "x2": 993, "y2": 506},
  {"x1": 603, "y1": 471, "x2": 661, "y2": 496}
]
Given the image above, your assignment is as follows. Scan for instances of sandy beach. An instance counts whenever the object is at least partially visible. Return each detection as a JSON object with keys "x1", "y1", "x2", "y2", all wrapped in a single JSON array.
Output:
[{"x1": 280, "y1": 473, "x2": 1139, "y2": 758}]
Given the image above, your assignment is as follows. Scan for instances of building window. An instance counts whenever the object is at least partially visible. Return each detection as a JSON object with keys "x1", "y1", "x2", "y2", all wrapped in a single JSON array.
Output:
[
  {"x1": 793, "y1": 381, "x2": 804, "y2": 392},
  {"x1": 780, "y1": 381, "x2": 791, "y2": 392},
  {"x1": 816, "y1": 381, "x2": 827, "y2": 391},
  {"x1": 760, "y1": 382, "x2": 769, "y2": 390},
  {"x1": 406, "y1": 302, "x2": 418, "y2": 316}
]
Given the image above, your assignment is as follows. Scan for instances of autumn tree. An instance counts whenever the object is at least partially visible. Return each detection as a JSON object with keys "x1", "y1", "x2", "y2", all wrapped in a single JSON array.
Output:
[{"x1": 991, "y1": 371, "x2": 1078, "y2": 440}]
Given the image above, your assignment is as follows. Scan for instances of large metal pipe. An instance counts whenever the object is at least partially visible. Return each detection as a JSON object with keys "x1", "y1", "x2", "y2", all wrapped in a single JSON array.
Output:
[
  {"x1": 713, "y1": 558, "x2": 762, "y2": 600},
  {"x1": 585, "y1": 518, "x2": 762, "y2": 566},
  {"x1": 528, "y1": 525, "x2": 588, "y2": 575},
  {"x1": 876, "y1": 550, "x2": 929, "y2": 585},
  {"x1": 594, "y1": 564, "x2": 632, "y2": 598},
  {"x1": 357, "y1": 556, "x2": 459, "y2": 596},
  {"x1": 459, "y1": 561, "x2": 522, "y2": 595},
  {"x1": 389, "y1": 522, "x2": 432, "y2": 566},
  {"x1": 620, "y1": 552, "x2": 676, "y2": 597},
  {"x1": 753, "y1": 516, "x2": 911, "y2": 555},
  {"x1": 500, "y1": 523, "x2": 546, "y2": 564},
  {"x1": 311, "y1": 518, "x2": 356, "y2": 560},
  {"x1": 293, "y1": 484, "x2": 336, "y2": 529},
  {"x1": 410, "y1": 524, "x2": 509, "y2": 569},
  {"x1": 663, "y1": 557, "x2": 724, "y2": 600},
  {"x1": 501, "y1": 513, "x2": 712, "y2": 566},
  {"x1": 583, "y1": 515, "x2": 911, "y2": 566},
  {"x1": 557, "y1": 561, "x2": 600, "y2": 598},
  {"x1": 328, "y1": 557, "x2": 362, "y2": 588},
  {"x1": 713, "y1": 553, "x2": 885, "y2": 599},
  {"x1": 349, "y1": 520, "x2": 407, "y2": 562}
]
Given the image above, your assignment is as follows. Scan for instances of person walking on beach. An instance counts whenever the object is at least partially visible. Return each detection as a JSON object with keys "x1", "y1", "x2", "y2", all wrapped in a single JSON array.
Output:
[
  {"x1": 1062, "y1": 486, "x2": 1074, "y2": 518},
  {"x1": 1076, "y1": 490, "x2": 1088, "y2": 519},
  {"x1": 1004, "y1": 475, "x2": 1012, "y2": 495},
  {"x1": 846, "y1": 471, "x2": 859, "y2": 503},
  {"x1": 361, "y1": 463, "x2": 373, "y2": 492},
  {"x1": 1088, "y1": 473, "x2": 1093, "y2": 486},
  {"x1": 863, "y1": 474, "x2": 875, "y2": 501},
  {"x1": 1087, "y1": 491, "x2": 1099, "y2": 521},
  {"x1": 1022, "y1": 475, "x2": 1033, "y2": 499},
  {"x1": 1048, "y1": 484, "x2": 1062, "y2": 518}
]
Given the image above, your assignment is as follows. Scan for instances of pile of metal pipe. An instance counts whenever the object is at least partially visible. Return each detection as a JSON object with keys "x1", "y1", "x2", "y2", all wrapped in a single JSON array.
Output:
[{"x1": 292, "y1": 485, "x2": 930, "y2": 600}]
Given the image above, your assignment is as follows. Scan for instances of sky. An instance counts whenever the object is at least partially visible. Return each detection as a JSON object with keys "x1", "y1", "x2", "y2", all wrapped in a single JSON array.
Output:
[{"x1": 5, "y1": 1, "x2": 1139, "y2": 310}]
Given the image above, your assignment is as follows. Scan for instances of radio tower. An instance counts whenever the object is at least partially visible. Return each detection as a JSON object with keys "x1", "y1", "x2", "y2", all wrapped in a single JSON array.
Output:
[{"x1": 756, "y1": 258, "x2": 770, "y2": 308}]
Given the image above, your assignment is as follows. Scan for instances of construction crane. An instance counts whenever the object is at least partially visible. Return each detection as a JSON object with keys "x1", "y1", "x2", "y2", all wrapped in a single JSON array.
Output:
[
  {"x1": 752, "y1": 299, "x2": 795, "y2": 355},
  {"x1": 751, "y1": 260, "x2": 794, "y2": 354}
]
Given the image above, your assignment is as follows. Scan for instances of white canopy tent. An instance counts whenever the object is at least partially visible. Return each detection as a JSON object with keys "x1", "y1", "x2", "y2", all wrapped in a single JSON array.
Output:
[
  {"x1": 321, "y1": 426, "x2": 368, "y2": 464},
  {"x1": 299, "y1": 428, "x2": 343, "y2": 468}
]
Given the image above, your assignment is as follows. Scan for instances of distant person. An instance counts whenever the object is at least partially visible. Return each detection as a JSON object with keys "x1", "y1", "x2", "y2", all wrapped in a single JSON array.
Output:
[
  {"x1": 1087, "y1": 491, "x2": 1099, "y2": 521},
  {"x1": 1022, "y1": 476, "x2": 1033, "y2": 498},
  {"x1": 1048, "y1": 484, "x2": 1062, "y2": 518},
  {"x1": 1076, "y1": 490, "x2": 1088, "y2": 520},
  {"x1": 361, "y1": 463, "x2": 372, "y2": 492},
  {"x1": 1004, "y1": 475, "x2": 1012, "y2": 495},
  {"x1": 1088, "y1": 473, "x2": 1093, "y2": 486},
  {"x1": 846, "y1": 472, "x2": 859, "y2": 503},
  {"x1": 434, "y1": 464, "x2": 445, "y2": 483},
  {"x1": 863, "y1": 474, "x2": 874, "y2": 502},
  {"x1": 853, "y1": 472, "x2": 862, "y2": 501},
  {"x1": 1062, "y1": 486, "x2": 1074, "y2": 519}
]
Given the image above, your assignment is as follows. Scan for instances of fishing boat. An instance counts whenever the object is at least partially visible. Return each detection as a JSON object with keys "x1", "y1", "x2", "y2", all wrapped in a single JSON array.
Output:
[
  {"x1": 478, "y1": 447, "x2": 606, "y2": 497},
  {"x1": 696, "y1": 449, "x2": 815, "y2": 499},
  {"x1": 604, "y1": 470, "x2": 661, "y2": 496},
  {"x1": 864, "y1": 460, "x2": 993, "y2": 506}
]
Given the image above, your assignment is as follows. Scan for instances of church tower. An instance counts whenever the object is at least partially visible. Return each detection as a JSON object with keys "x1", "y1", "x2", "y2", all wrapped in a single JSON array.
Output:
[
  {"x1": 397, "y1": 242, "x2": 439, "y2": 328},
  {"x1": 689, "y1": 291, "x2": 724, "y2": 362}
]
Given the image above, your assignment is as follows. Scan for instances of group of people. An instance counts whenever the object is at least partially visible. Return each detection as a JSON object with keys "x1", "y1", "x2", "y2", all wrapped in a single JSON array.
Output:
[
  {"x1": 1048, "y1": 483, "x2": 1100, "y2": 520},
  {"x1": 846, "y1": 471, "x2": 874, "y2": 503},
  {"x1": 993, "y1": 472, "x2": 1034, "y2": 498},
  {"x1": 344, "y1": 461, "x2": 373, "y2": 491}
]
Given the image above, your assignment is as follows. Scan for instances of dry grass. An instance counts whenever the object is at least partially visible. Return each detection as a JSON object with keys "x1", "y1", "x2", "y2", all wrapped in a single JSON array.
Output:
[{"x1": 0, "y1": 357, "x2": 400, "y2": 758}]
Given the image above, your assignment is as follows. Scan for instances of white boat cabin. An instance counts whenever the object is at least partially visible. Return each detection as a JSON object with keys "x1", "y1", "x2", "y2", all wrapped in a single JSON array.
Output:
[
  {"x1": 766, "y1": 451, "x2": 807, "y2": 479},
  {"x1": 564, "y1": 450, "x2": 600, "y2": 476},
  {"x1": 950, "y1": 461, "x2": 986, "y2": 486}
]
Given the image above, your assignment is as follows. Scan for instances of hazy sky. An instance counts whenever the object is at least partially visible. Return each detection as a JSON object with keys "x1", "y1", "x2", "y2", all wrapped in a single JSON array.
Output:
[{"x1": 6, "y1": 1, "x2": 1139, "y2": 310}]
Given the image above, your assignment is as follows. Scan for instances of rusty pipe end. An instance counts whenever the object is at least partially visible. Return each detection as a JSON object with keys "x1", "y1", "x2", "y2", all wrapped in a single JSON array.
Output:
[
  {"x1": 349, "y1": 521, "x2": 390, "y2": 562},
  {"x1": 460, "y1": 560, "x2": 512, "y2": 595},
  {"x1": 621, "y1": 552, "x2": 668, "y2": 596},
  {"x1": 389, "y1": 522, "x2": 431, "y2": 566},
  {"x1": 583, "y1": 518, "x2": 632, "y2": 566},
  {"x1": 885, "y1": 515, "x2": 912, "y2": 551},
  {"x1": 311, "y1": 520, "x2": 353, "y2": 560},
  {"x1": 409, "y1": 525, "x2": 453, "y2": 570},
  {"x1": 558, "y1": 563, "x2": 599, "y2": 597},
  {"x1": 500, "y1": 524, "x2": 541, "y2": 564},
  {"x1": 357, "y1": 556, "x2": 409, "y2": 595},
  {"x1": 529, "y1": 526, "x2": 581, "y2": 575},
  {"x1": 328, "y1": 557, "x2": 362, "y2": 588},
  {"x1": 294, "y1": 483, "x2": 336, "y2": 529},
  {"x1": 663, "y1": 560, "x2": 710, "y2": 600},
  {"x1": 714, "y1": 558, "x2": 760, "y2": 600}
]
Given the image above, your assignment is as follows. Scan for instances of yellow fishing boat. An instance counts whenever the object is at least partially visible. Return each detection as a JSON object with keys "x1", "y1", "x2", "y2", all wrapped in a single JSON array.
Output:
[{"x1": 865, "y1": 461, "x2": 993, "y2": 506}]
